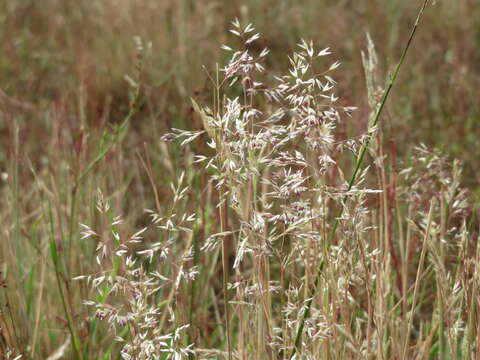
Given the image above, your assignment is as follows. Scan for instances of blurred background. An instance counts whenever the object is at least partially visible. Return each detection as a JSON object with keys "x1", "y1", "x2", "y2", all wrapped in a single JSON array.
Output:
[
  {"x1": 1, "y1": 0, "x2": 479, "y2": 189},
  {"x1": 0, "y1": 1, "x2": 479, "y2": 358}
]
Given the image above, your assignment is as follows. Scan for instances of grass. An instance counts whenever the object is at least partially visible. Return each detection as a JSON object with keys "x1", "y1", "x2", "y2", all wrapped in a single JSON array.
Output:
[{"x1": 0, "y1": 0, "x2": 479, "y2": 359}]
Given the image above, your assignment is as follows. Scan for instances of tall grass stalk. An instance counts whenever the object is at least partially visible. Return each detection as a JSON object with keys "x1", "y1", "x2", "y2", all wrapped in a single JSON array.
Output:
[
  {"x1": 47, "y1": 204, "x2": 83, "y2": 360},
  {"x1": 289, "y1": 1, "x2": 430, "y2": 357},
  {"x1": 402, "y1": 199, "x2": 434, "y2": 358}
]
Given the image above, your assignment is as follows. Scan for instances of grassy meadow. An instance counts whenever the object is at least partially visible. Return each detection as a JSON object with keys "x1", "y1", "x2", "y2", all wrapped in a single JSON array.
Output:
[{"x1": 1, "y1": 0, "x2": 479, "y2": 359}]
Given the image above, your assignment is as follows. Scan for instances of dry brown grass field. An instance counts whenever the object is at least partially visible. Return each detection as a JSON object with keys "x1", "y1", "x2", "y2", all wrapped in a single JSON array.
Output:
[{"x1": 0, "y1": 1, "x2": 479, "y2": 359}]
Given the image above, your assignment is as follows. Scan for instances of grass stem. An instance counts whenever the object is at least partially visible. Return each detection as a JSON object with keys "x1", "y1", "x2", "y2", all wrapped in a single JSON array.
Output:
[{"x1": 289, "y1": 1, "x2": 430, "y2": 357}]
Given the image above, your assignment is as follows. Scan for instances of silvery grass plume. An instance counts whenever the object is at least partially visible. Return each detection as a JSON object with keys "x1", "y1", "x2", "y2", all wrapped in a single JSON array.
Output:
[
  {"x1": 76, "y1": 185, "x2": 195, "y2": 360},
  {"x1": 397, "y1": 145, "x2": 475, "y2": 358},
  {"x1": 162, "y1": 20, "x2": 380, "y2": 358}
]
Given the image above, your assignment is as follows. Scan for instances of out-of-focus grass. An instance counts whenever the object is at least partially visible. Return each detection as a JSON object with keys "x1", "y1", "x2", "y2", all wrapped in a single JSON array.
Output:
[
  {"x1": 0, "y1": 1, "x2": 478, "y2": 159},
  {"x1": 0, "y1": 0, "x2": 478, "y2": 358}
]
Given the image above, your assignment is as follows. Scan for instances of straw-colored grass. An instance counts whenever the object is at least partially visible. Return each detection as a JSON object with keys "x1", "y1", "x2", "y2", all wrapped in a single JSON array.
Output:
[{"x1": 0, "y1": 1, "x2": 479, "y2": 359}]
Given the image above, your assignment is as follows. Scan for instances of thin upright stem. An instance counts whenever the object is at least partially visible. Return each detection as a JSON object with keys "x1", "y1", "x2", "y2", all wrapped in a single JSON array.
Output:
[
  {"x1": 220, "y1": 186, "x2": 232, "y2": 360},
  {"x1": 289, "y1": 1, "x2": 430, "y2": 357}
]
